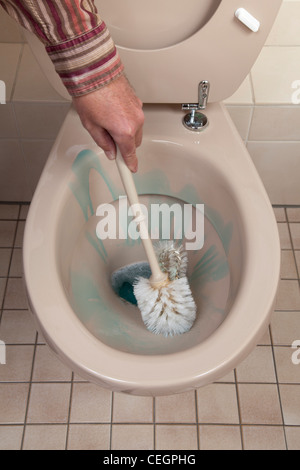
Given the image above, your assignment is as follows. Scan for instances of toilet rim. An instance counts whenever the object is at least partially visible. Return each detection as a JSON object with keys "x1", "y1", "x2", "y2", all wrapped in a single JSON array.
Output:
[{"x1": 23, "y1": 134, "x2": 281, "y2": 392}]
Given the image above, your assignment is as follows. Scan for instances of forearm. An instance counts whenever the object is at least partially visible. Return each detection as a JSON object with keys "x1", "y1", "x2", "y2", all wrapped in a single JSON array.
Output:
[{"x1": 0, "y1": 0, "x2": 124, "y2": 96}]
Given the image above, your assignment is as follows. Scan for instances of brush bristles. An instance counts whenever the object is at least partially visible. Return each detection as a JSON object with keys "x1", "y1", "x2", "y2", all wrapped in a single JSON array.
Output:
[
  {"x1": 154, "y1": 241, "x2": 188, "y2": 281},
  {"x1": 133, "y1": 276, "x2": 197, "y2": 337}
]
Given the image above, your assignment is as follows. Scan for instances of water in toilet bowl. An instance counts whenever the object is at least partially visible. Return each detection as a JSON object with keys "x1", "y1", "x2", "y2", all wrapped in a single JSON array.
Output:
[{"x1": 64, "y1": 148, "x2": 233, "y2": 355}]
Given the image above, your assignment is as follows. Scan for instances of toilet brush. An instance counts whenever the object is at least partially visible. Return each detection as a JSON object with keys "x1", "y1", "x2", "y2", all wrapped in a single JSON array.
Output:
[{"x1": 115, "y1": 147, "x2": 197, "y2": 337}]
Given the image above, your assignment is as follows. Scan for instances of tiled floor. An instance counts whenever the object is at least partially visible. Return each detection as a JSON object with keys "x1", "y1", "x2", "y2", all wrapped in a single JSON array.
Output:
[{"x1": 0, "y1": 203, "x2": 300, "y2": 450}]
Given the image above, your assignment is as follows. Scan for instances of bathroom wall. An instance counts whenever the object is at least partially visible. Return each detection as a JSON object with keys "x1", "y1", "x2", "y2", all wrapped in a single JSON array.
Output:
[{"x1": 0, "y1": 0, "x2": 299, "y2": 204}]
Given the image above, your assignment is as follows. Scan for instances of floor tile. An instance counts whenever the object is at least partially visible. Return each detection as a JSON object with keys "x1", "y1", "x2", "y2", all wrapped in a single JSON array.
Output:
[
  {"x1": 0, "y1": 425, "x2": 23, "y2": 450},
  {"x1": 290, "y1": 223, "x2": 300, "y2": 249},
  {"x1": 287, "y1": 208, "x2": 300, "y2": 223},
  {"x1": 0, "y1": 248, "x2": 11, "y2": 276},
  {"x1": 0, "y1": 204, "x2": 19, "y2": 220},
  {"x1": 3, "y1": 278, "x2": 27, "y2": 309},
  {"x1": 22, "y1": 424, "x2": 67, "y2": 450},
  {"x1": 0, "y1": 345, "x2": 34, "y2": 382},
  {"x1": 273, "y1": 207, "x2": 286, "y2": 222},
  {"x1": 279, "y1": 384, "x2": 300, "y2": 425},
  {"x1": 0, "y1": 383, "x2": 29, "y2": 424},
  {"x1": 32, "y1": 345, "x2": 72, "y2": 382},
  {"x1": 275, "y1": 280, "x2": 300, "y2": 310},
  {"x1": 277, "y1": 223, "x2": 292, "y2": 249},
  {"x1": 280, "y1": 250, "x2": 298, "y2": 279},
  {"x1": 26, "y1": 383, "x2": 71, "y2": 424},
  {"x1": 155, "y1": 391, "x2": 196, "y2": 423},
  {"x1": 0, "y1": 278, "x2": 6, "y2": 306},
  {"x1": 285, "y1": 426, "x2": 300, "y2": 450},
  {"x1": 70, "y1": 383, "x2": 111, "y2": 423},
  {"x1": 238, "y1": 383, "x2": 282, "y2": 425},
  {"x1": 9, "y1": 248, "x2": 23, "y2": 277},
  {"x1": 113, "y1": 392, "x2": 153, "y2": 423},
  {"x1": 197, "y1": 384, "x2": 239, "y2": 424},
  {"x1": 242, "y1": 425, "x2": 286, "y2": 450},
  {"x1": 199, "y1": 425, "x2": 242, "y2": 450},
  {"x1": 271, "y1": 311, "x2": 300, "y2": 346},
  {"x1": 155, "y1": 424, "x2": 198, "y2": 450},
  {"x1": 236, "y1": 346, "x2": 276, "y2": 383},
  {"x1": 0, "y1": 221, "x2": 16, "y2": 247},
  {"x1": 111, "y1": 424, "x2": 154, "y2": 450},
  {"x1": 274, "y1": 346, "x2": 300, "y2": 383},
  {"x1": 67, "y1": 424, "x2": 110, "y2": 450},
  {"x1": 295, "y1": 250, "x2": 300, "y2": 276}
]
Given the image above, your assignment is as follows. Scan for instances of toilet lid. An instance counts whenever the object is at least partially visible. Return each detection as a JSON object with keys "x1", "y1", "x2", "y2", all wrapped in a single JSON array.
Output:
[{"x1": 25, "y1": 0, "x2": 282, "y2": 103}]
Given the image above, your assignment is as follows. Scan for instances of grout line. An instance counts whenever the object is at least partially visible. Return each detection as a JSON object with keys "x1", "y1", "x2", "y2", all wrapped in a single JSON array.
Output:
[
  {"x1": 64, "y1": 372, "x2": 74, "y2": 450},
  {"x1": 269, "y1": 317, "x2": 289, "y2": 450},
  {"x1": 249, "y1": 71, "x2": 256, "y2": 106},
  {"x1": 0, "y1": 205, "x2": 21, "y2": 322},
  {"x1": 245, "y1": 105, "x2": 254, "y2": 145},
  {"x1": 234, "y1": 369, "x2": 244, "y2": 450},
  {"x1": 109, "y1": 392, "x2": 114, "y2": 450},
  {"x1": 9, "y1": 44, "x2": 24, "y2": 102},
  {"x1": 285, "y1": 210, "x2": 300, "y2": 287},
  {"x1": 153, "y1": 396, "x2": 156, "y2": 450},
  {"x1": 19, "y1": 330, "x2": 38, "y2": 450},
  {"x1": 194, "y1": 390, "x2": 200, "y2": 450}
]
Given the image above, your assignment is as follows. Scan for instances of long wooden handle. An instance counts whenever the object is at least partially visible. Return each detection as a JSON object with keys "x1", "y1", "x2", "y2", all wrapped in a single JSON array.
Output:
[{"x1": 115, "y1": 147, "x2": 167, "y2": 285}]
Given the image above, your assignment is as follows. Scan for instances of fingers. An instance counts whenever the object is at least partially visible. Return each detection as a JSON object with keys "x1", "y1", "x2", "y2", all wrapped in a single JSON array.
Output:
[
  {"x1": 116, "y1": 122, "x2": 144, "y2": 173},
  {"x1": 87, "y1": 125, "x2": 116, "y2": 161}
]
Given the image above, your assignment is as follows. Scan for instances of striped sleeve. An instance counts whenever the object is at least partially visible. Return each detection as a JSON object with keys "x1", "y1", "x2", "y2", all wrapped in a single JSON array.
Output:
[{"x1": 0, "y1": 0, "x2": 124, "y2": 96}]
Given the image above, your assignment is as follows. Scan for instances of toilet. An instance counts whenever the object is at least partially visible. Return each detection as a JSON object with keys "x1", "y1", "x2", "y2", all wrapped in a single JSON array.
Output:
[{"x1": 23, "y1": 0, "x2": 282, "y2": 396}]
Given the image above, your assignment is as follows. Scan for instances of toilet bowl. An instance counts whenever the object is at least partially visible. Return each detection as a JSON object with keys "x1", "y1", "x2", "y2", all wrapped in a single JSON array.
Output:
[{"x1": 23, "y1": 0, "x2": 282, "y2": 395}]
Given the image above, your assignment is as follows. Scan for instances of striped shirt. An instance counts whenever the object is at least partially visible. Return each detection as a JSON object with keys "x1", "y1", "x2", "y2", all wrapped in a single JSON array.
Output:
[{"x1": 0, "y1": 0, "x2": 124, "y2": 96}]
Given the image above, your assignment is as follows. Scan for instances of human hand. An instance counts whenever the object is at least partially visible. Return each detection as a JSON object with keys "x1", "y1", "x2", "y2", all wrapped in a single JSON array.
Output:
[{"x1": 72, "y1": 75, "x2": 144, "y2": 173}]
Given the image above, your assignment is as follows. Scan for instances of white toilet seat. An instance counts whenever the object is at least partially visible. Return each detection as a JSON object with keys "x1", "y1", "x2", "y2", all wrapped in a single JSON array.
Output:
[{"x1": 23, "y1": 103, "x2": 280, "y2": 395}]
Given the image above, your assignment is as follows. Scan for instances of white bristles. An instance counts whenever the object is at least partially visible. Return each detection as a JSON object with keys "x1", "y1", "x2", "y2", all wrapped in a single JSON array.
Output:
[{"x1": 134, "y1": 276, "x2": 197, "y2": 337}]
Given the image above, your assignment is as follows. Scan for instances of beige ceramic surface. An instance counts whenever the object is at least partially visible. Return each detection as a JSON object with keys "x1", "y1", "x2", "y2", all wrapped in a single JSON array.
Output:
[
  {"x1": 23, "y1": 104, "x2": 281, "y2": 395},
  {"x1": 24, "y1": 0, "x2": 282, "y2": 103},
  {"x1": 22, "y1": 0, "x2": 282, "y2": 395}
]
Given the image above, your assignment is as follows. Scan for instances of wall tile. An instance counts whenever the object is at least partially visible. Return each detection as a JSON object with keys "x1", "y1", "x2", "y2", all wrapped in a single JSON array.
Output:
[
  {"x1": 249, "y1": 106, "x2": 300, "y2": 141},
  {"x1": 0, "y1": 103, "x2": 18, "y2": 138},
  {"x1": 226, "y1": 106, "x2": 252, "y2": 140},
  {"x1": 247, "y1": 142, "x2": 300, "y2": 205},
  {"x1": 0, "y1": 8, "x2": 24, "y2": 43},
  {"x1": 21, "y1": 139, "x2": 54, "y2": 194},
  {"x1": 0, "y1": 44, "x2": 22, "y2": 101},
  {"x1": 0, "y1": 140, "x2": 31, "y2": 201},
  {"x1": 13, "y1": 102, "x2": 70, "y2": 139},
  {"x1": 13, "y1": 45, "x2": 68, "y2": 102},
  {"x1": 251, "y1": 46, "x2": 300, "y2": 104},
  {"x1": 266, "y1": 2, "x2": 300, "y2": 46}
]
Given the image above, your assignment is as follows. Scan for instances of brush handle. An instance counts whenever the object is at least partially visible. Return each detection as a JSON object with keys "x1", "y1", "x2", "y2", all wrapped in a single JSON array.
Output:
[{"x1": 115, "y1": 147, "x2": 167, "y2": 285}]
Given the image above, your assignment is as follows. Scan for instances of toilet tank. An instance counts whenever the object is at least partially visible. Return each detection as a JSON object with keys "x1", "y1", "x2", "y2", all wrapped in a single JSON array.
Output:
[{"x1": 24, "y1": 0, "x2": 282, "y2": 103}]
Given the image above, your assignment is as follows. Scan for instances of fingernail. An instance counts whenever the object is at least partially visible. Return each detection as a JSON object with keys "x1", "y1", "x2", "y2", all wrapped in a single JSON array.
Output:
[{"x1": 105, "y1": 151, "x2": 115, "y2": 160}]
